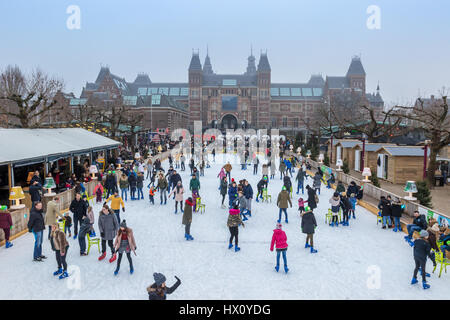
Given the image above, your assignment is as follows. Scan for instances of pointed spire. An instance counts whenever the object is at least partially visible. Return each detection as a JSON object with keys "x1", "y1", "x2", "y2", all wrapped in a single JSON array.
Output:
[
  {"x1": 245, "y1": 45, "x2": 256, "y2": 75},
  {"x1": 203, "y1": 46, "x2": 214, "y2": 75}
]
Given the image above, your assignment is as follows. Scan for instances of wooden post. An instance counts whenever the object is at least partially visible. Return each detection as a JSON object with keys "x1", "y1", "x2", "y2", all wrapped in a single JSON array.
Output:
[
  {"x1": 7, "y1": 164, "x2": 12, "y2": 207},
  {"x1": 69, "y1": 156, "x2": 73, "y2": 174}
]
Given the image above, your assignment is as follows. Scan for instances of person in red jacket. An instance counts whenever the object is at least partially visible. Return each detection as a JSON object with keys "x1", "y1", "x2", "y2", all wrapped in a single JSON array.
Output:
[
  {"x1": 270, "y1": 223, "x2": 288, "y2": 273},
  {"x1": 0, "y1": 206, "x2": 13, "y2": 248}
]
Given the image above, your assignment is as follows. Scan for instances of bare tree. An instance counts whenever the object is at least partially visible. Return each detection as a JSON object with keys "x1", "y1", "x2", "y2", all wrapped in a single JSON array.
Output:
[
  {"x1": 94, "y1": 100, "x2": 143, "y2": 141},
  {"x1": 392, "y1": 94, "x2": 450, "y2": 187},
  {"x1": 0, "y1": 65, "x2": 64, "y2": 128},
  {"x1": 319, "y1": 91, "x2": 405, "y2": 142}
]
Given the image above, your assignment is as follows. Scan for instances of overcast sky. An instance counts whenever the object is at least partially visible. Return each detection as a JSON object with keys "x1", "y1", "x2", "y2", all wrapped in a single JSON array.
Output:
[{"x1": 1, "y1": 0, "x2": 449, "y2": 107}]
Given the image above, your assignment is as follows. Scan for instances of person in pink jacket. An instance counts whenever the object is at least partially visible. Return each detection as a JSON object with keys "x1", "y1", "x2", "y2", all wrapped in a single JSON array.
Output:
[
  {"x1": 270, "y1": 223, "x2": 288, "y2": 273},
  {"x1": 169, "y1": 181, "x2": 185, "y2": 214},
  {"x1": 217, "y1": 168, "x2": 226, "y2": 190}
]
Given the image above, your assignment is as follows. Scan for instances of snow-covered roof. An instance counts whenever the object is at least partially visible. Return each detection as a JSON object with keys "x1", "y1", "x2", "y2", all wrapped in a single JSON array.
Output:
[
  {"x1": 0, "y1": 128, "x2": 121, "y2": 166},
  {"x1": 376, "y1": 146, "x2": 425, "y2": 157}
]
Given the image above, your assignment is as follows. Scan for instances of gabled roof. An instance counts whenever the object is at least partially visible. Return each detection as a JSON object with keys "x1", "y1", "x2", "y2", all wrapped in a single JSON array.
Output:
[
  {"x1": 353, "y1": 143, "x2": 395, "y2": 152},
  {"x1": 334, "y1": 140, "x2": 362, "y2": 148},
  {"x1": 308, "y1": 75, "x2": 325, "y2": 86},
  {"x1": 376, "y1": 146, "x2": 425, "y2": 157},
  {"x1": 366, "y1": 92, "x2": 383, "y2": 104}
]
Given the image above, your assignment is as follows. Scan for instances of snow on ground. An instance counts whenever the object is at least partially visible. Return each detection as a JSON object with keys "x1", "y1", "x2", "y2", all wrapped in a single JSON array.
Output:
[{"x1": 0, "y1": 154, "x2": 448, "y2": 300}]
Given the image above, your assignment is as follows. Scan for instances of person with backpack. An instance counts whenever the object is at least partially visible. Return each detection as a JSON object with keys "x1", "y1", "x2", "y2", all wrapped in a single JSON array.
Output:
[{"x1": 270, "y1": 222, "x2": 289, "y2": 273}]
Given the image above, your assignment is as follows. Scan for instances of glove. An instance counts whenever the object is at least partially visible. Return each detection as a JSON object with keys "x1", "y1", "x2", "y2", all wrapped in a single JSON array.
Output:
[
  {"x1": 101, "y1": 232, "x2": 105, "y2": 238},
  {"x1": 122, "y1": 207, "x2": 125, "y2": 212},
  {"x1": 174, "y1": 276, "x2": 181, "y2": 283}
]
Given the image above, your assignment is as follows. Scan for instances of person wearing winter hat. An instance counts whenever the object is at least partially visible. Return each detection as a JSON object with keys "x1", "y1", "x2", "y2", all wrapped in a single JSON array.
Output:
[
  {"x1": 113, "y1": 220, "x2": 137, "y2": 275},
  {"x1": 301, "y1": 207, "x2": 318, "y2": 253},
  {"x1": 227, "y1": 202, "x2": 244, "y2": 252},
  {"x1": 182, "y1": 197, "x2": 195, "y2": 240},
  {"x1": 276, "y1": 186, "x2": 292, "y2": 224},
  {"x1": 411, "y1": 229, "x2": 434, "y2": 289},
  {"x1": 270, "y1": 223, "x2": 289, "y2": 273},
  {"x1": 147, "y1": 273, "x2": 181, "y2": 300}
]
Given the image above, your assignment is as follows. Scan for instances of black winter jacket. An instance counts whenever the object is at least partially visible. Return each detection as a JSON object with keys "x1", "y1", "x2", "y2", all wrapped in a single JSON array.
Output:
[
  {"x1": 148, "y1": 278, "x2": 181, "y2": 300},
  {"x1": 70, "y1": 199, "x2": 88, "y2": 218},
  {"x1": 29, "y1": 183, "x2": 42, "y2": 202},
  {"x1": 391, "y1": 203, "x2": 403, "y2": 218},
  {"x1": 301, "y1": 211, "x2": 317, "y2": 234},
  {"x1": 378, "y1": 198, "x2": 392, "y2": 217},
  {"x1": 413, "y1": 238, "x2": 432, "y2": 262},
  {"x1": 413, "y1": 214, "x2": 428, "y2": 230},
  {"x1": 27, "y1": 208, "x2": 45, "y2": 233}
]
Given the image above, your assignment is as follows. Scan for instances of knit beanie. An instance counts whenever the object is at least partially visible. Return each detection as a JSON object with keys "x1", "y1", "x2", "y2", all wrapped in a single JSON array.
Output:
[
  {"x1": 120, "y1": 219, "x2": 127, "y2": 229},
  {"x1": 419, "y1": 230, "x2": 429, "y2": 238},
  {"x1": 276, "y1": 223, "x2": 282, "y2": 229},
  {"x1": 153, "y1": 272, "x2": 166, "y2": 286}
]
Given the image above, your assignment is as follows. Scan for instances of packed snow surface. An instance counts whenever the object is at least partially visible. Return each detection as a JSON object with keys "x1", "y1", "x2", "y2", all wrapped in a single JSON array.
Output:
[{"x1": 1, "y1": 154, "x2": 448, "y2": 299}]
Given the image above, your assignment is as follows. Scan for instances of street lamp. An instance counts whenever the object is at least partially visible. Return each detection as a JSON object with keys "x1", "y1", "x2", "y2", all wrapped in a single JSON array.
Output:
[{"x1": 361, "y1": 133, "x2": 367, "y2": 171}]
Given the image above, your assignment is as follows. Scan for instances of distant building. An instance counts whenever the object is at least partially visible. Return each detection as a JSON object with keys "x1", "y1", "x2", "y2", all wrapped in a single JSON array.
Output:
[{"x1": 48, "y1": 51, "x2": 384, "y2": 133}]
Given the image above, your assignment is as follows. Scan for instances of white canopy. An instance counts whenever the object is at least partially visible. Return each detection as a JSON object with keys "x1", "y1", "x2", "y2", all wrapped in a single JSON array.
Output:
[{"x1": 0, "y1": 128, "x2": 121, "y2": 166}]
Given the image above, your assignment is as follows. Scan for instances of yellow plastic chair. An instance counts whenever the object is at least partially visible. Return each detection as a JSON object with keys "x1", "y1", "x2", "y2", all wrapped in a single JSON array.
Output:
[
  {"x1": 432, "y1": 250, "x2": 450, "y2": 278},
  {"x1": 195, "y1": 196, "x2": 206, "y2": 213},
  {"x1": 86, "y1": 232, "x2": 101, "y2": 255},
  {"x1": 326, "y1": 209, "x2": 333, "y2": 224},
  {"x1": 57, "y1": 219, "x2": 66, "y2": 232},
  {"x1": 262, "y1": 188, "x2": 272, "y2": 203}
]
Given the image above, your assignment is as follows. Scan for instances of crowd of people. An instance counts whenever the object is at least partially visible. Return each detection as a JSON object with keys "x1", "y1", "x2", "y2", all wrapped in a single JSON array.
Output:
[{"x1": 3, "y1": 135, "x2": 450, "y2": 297}]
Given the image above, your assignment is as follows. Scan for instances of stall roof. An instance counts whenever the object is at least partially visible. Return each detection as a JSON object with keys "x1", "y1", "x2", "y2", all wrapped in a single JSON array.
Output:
[
  {"x1": 334, "y1": 140, "x2": 362, "y2": 148},
  {"x1": 353, "y1": 143, "x2": 396, "y2": 152},
  {"x1": 376, "y1": 146, "x2": 425, "y2": 157},
  {"x1": 0, "y1": 128, "x2": 121, "y2": 166}
]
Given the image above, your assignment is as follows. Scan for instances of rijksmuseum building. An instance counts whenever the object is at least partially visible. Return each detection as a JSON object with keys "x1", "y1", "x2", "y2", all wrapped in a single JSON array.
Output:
[{"x1": 58, "y1": 50, "x2": 384, "y2": 134}]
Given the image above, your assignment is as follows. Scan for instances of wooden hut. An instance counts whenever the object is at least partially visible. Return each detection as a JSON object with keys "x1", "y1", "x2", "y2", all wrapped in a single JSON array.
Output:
[
  {"x1": 332, "y1": 140, "x2": 362, "y2": 169},
  {"x1": 374, "y1": 146, "x2": 427, "y2": 184},
  {"x1": 352, "y1": 143, "x2": 396, "y2": 172}
]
